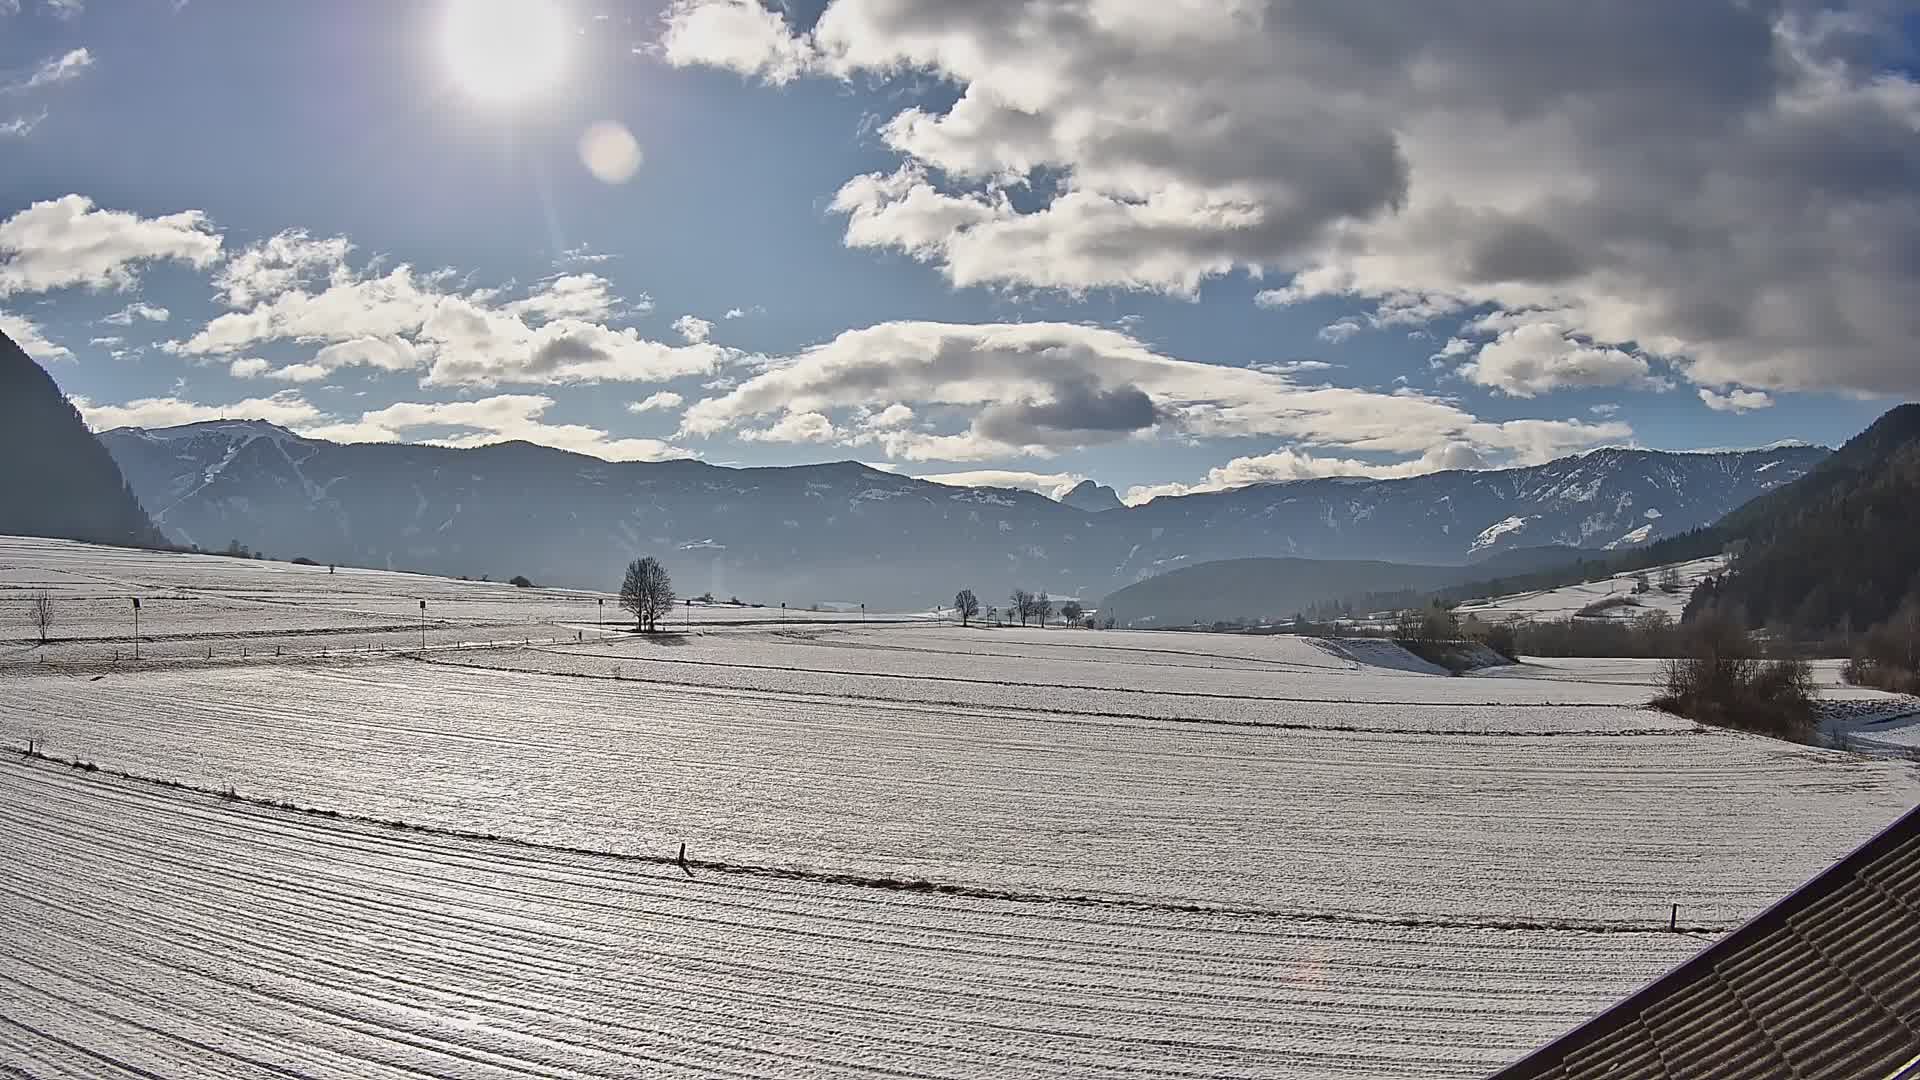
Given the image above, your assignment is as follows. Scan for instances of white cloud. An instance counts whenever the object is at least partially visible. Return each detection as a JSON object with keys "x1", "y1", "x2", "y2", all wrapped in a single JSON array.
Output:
[
  {"x1": 1248, "y1": 359, "x2": 1334, "y2": 376},
  {"x1": 0, "y1": 195, "x2": 221, "y2": 296},
  {"x1": 5, "y1": 47, "x2": 91, "y2": 93},
  {"x1": 100, "y1": 302, "x2": 170, "y2": 325},
  {"x1": 1123, "y1": 443, "x2": 1491, "y2": 505},
  {"x1": 0, "y1": 111, "x2": 44, "y2": 137},
  {"x1": 175, "y1": 247, "x2": 710, "y2": 389},
  {"x1": 628, "y1": 391, "x2": 684, "y2": 413},
  {"x1": 0, "y1": 309, "x2": 71, "y2": 362},
  {"x1": 1457, "y1": 321, "x2": 1669, "y2": 398},
  {"x1": 419, "y1": 296, "x2": 726, "y2": 387},
  {"x1": 175, "y1": 265, "x2": 441, "y2": 355},
  {"x1": 859, "y1": 402, "x2": 914, "y2": 429},
  {"x1": 917, "y1": 469, "x2": 1087, "y2": 499},
  {"x1": 672, "y1": 314, "x2": 713, "y2": 344},
  {"x1": 42, "y1": 0, "x2": 82, "y2": 19},
  {"x1": 680, "y1": 319, "x2": 1629, "y2": 464},
  {"x1": 1317, "y1": 319, "x2": 1363, "y2": 344},
  {"x1": 737, "y1": 409, "x2": 840, "y2": 444},
  {"x1": 659, "y1": 0, "x2": 818, "y2": 85},
  {"x1": 309, "y1": 394, "x2": 695, "y2": 462},
  {"x1": 1698, "y1": 387, "x2": 1775, "y2": 413},
  {"x1": 662, "y1": 0, "x2": 1920, "y2": 397},
  {"x1": 226, "y1": 357, "x2": 270, "y2": 378},
  {"x1": 503, "y1": 273, "x2": 630, "y2": 322},
  {"x1": 68, "y1": 390, "x2": 324, "y2": 432},
  {"x1": 213, "y1": 229, "x2": 352, "y2": 308}
]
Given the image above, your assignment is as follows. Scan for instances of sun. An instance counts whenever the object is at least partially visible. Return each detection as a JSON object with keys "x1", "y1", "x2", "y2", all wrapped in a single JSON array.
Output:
[{"x1": 440, "y1": 0, "x2": 569, "y2": 104}]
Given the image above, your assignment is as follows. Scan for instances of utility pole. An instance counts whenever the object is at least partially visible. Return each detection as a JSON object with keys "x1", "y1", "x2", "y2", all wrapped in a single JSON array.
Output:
[
  {"x1": 598, "y1": 597, "x2": 604, "y2": 630},
  {"x1": 131, "y1": 596, "x2": 141, "y2": 660},
  {"x1": 419, "y1": 599, "x2": 427, "y2": 652}
]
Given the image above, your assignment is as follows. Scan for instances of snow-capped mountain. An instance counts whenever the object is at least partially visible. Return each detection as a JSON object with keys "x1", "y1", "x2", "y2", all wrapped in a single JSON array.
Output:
[{"x1": 98, "y1": 421, "x2": 1826, "y2": 608}]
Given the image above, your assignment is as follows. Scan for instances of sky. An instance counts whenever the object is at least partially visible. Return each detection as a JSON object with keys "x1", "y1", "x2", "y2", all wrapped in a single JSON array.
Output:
[{"x1": 2, "y1": 0, "x2": 1915, "y2": 504}]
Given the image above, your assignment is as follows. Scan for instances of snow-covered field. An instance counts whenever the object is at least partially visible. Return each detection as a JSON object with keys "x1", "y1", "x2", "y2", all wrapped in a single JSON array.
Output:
[
  {"x1": 3, "y1": 536, "x2": 1919, "y2": 1078},
  {"x1": 1455, "y1": 555, "x2": 1728, "y2": 624}
]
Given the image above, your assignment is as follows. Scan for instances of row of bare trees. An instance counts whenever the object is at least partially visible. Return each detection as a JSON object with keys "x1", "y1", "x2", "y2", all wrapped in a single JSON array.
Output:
[{"x1": 952, "y1": 587, "x2": 1086, "y2": 628}]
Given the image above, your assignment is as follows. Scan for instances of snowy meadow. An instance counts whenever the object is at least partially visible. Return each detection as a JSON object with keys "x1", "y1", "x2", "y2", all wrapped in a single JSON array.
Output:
[{"x1": 3, "y1": 536, "x2": 1918, "y2": 1079}]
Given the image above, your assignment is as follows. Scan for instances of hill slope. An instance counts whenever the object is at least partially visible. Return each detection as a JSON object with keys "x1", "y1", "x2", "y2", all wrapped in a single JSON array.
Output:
[
  {"x1": 0, "y1": 332, "x2": 164, "y2": 549},
  {"x1": 1694, "y1": 404, "x2": 1920, "y2": 633},
  {"x1": 100, "y1": 420, "x2": 1823, "y2": 608},
  {"x1": 1100, "y1": 556, "x2": 1470, "y2": 626}
]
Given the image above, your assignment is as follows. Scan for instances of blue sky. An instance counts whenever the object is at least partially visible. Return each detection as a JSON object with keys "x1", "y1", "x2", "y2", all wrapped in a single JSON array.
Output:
[{"x1": 1, "y1": 0, "x2": 1912, "y2": 502}]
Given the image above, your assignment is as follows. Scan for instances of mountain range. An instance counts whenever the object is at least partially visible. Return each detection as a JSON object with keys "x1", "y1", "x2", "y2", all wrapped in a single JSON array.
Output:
[{"x1": 96, "y1": 416, "x2": 1826, "y2": 609}]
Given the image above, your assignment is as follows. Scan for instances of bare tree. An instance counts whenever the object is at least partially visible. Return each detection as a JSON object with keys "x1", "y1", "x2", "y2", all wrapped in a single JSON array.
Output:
[
  {"x1": 620, "y1": 556, "x2": 676, "y2": 632},
  {"x1": 1060, "y1": 600, "x2": 1084, "y2": 626},
  {"x1": 1033, "y1": 591, "x2": 1054, "y2": 629},
  {"x1": 954, "y1": 589, "x2": 981, "y2": 626},
  {"x1": 1009, "y1": 588, "x2": 1033, "y2": 627},
  {"x1": 30, "y1": 592, "x2": 52, "y2": 645},
  {"x1": 1658, "y1": 566, "x2": 1685, "y2": 594}
]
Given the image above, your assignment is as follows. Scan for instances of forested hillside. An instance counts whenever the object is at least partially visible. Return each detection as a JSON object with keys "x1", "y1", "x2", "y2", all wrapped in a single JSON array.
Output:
[
  {"x1": 0, "y1": 332, "x2": 165, "y2": 549},
  {"x1": 1690, "y1": 404, "x2": 1920, "y2": 636}
]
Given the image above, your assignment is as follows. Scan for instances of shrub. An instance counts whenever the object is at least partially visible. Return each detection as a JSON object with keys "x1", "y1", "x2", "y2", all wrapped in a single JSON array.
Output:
[
  {"x1": 291, "y1": 556, "x2": 319, "y2": 566},
  {"x1": 509, "y1": 575, "x2": 534, "y2": 588},
  {"x1": 1651, "y1": 613, "x2": 1817, "y2": 740},
  {"x1": 1576, "y1": 595, "x2": 1640, "y2": 617}
]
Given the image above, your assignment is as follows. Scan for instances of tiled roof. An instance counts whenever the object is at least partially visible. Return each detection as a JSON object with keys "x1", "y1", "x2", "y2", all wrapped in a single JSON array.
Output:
[{"x1": 1490, "y1": 804, "x2": 1920, "y2": 1080}]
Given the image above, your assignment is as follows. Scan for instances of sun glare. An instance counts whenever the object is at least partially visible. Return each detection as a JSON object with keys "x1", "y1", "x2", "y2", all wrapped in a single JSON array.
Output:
[{"x1": 440, "y1": 0, "x2": 568, "y2": 104}]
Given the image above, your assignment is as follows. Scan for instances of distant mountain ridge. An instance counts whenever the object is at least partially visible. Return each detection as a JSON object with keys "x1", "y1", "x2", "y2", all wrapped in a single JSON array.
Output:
[
  {"x1": 1060, "y1": 479, "x2": 1124, "y2": 513},
  {"x1": 0, "y1": 332, "x2": 164, "y2": 549},
  {"x1": 99, "y1": 419, "x2": 1826, "y2": 608}
]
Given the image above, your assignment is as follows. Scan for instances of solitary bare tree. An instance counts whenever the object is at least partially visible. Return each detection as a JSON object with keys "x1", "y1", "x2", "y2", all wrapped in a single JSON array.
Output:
[
  {"x1": 620, "y1": 556, "x2": 675, "y2": 632},
  {"x1": 29, "y1": 592, "x2": 52, "y2": 645},
  {"x1": 954, "y1": 589, "x2": 980, "y2": 626},
  {"x1": 1033, "y1": 591, "x2": 1053, "y2": 629}
]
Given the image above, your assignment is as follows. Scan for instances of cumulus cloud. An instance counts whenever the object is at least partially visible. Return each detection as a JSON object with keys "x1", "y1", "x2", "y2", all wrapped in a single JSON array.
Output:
[
  {"x1": 737, "y1": 409, "x2": 841, "y2": 444},
  {"x1": 212, "y1": 229, "x2": 352, "y2": 308},
  {"x1": 659, "y1": 0, "x2": 818, "y2": 85},
  {"x1": 0, "y1": 309, "x2": 71, "y2": 362},
  {"x1": 916, "y1": 470, "x2": 1088, "y2": 499},
  {"x1": 0, "y1": 195, "x2": 221, "y2": 296},
  {"x1": 627, "y1": 391, "x2": 685, "y2": 414},
  {"x1": 662, "y1": 0, "x2": 1920, "y2": 396},
  {"x1": 68, "y1": 390, "x2": 325, "y2": 432},
  {"x1": 172, "y1": 243, "x2": 719, "y2": 388},
  {"x1": 1457, "y1": 321, "x2": 1669, "y2": 397},
  {"x1": 672, "y1": 314, "x2": 713, "y2": 344},
  {"x1": 1698, "y1": 387, "x2": 1775, "y2": 413},
  {"x1": 680, "y1": 319, "x2": 1628, "y2": 464},
  {"x1": 503, "y1": 273, "x2": 630, "y2": 322}
]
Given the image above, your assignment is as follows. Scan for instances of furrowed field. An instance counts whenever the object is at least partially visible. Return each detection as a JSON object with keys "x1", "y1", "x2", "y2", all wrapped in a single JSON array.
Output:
[{"x1": 4, "y1": 536, "x2": 1918, "y2": 1079}]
